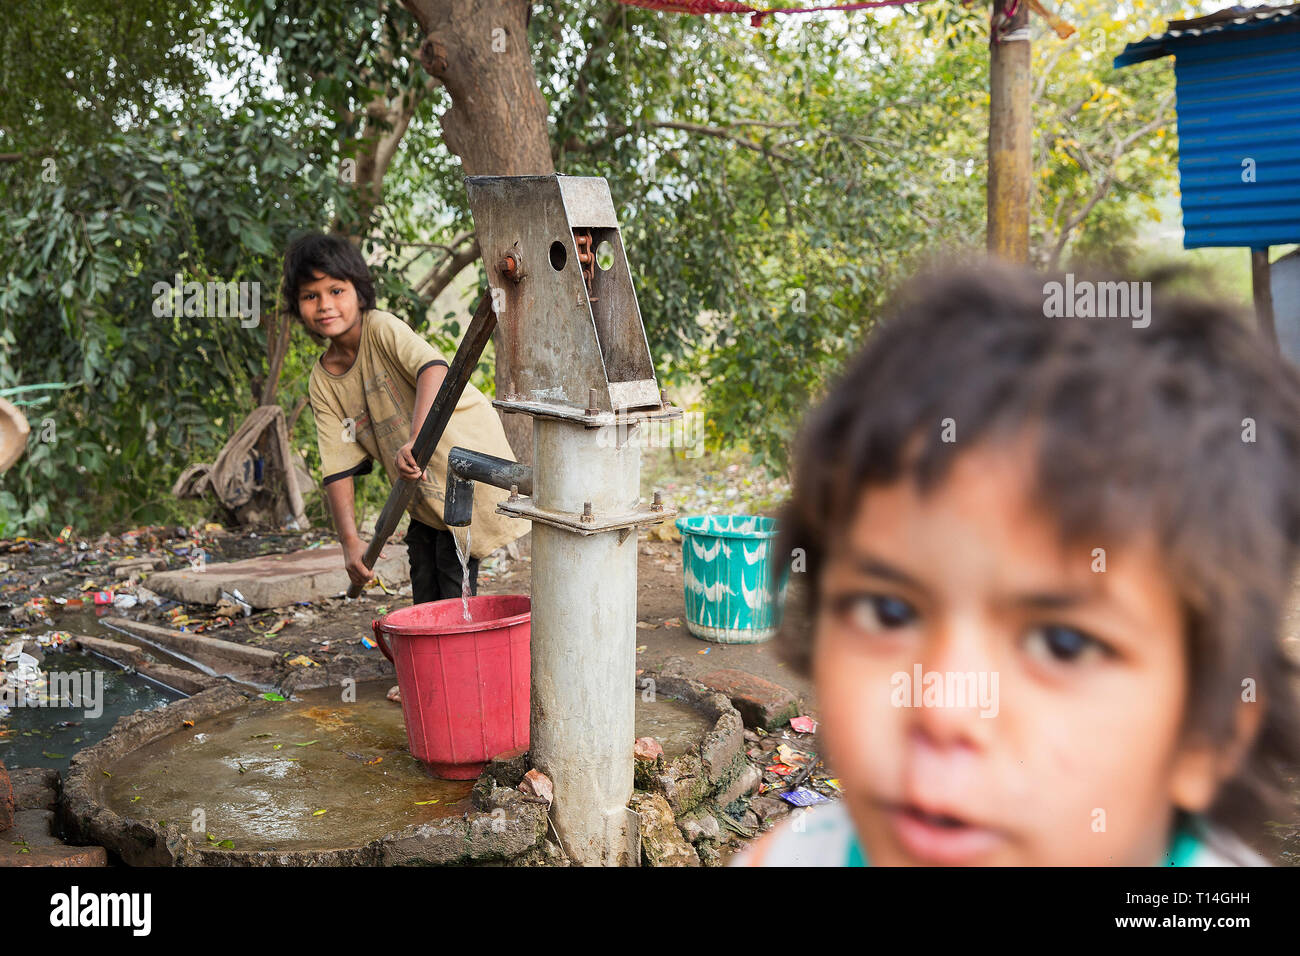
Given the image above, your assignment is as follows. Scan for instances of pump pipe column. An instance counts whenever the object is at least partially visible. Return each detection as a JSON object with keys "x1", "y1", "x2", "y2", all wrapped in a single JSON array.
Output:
[{"x1": 527, "y1": 416, "x2": 642, "y2": 866}]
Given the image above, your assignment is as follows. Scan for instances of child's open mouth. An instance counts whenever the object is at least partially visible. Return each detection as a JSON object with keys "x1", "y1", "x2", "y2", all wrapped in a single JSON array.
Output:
[{"x1": 888, "y1": 802, "x2": 1003, "y2": 864}]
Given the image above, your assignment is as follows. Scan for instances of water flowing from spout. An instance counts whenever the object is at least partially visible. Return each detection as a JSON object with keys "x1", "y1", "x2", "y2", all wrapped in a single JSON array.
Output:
[{"x1": 451, "y1": 525, "x2": 473, "y2": 622}]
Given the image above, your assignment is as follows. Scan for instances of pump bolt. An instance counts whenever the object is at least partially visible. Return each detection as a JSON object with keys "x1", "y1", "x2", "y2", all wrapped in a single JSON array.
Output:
[
  {"x1": 581, "y1": 501, "x2": 594, "y2": 523},
  {"x1": 660, "y1": 388, "x2": 670, "y2": 408},
  {"x1": 586, "y1": 387, "x2": 599, "y2": 416},
  {"x1": 651, "y1": 491, "x2": 663, "y2": 512},
  {"x1": 508, "y1": 484, "x2": 520, "y2": 502},
  {"x1": 499, "y1": 254, "x2": 520, "y2": 281}
]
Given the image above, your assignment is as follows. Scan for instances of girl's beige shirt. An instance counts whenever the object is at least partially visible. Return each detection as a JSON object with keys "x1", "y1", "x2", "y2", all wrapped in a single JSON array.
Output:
[{"x1": 308, "y1": 309, "x2": 529, "y2": 559}]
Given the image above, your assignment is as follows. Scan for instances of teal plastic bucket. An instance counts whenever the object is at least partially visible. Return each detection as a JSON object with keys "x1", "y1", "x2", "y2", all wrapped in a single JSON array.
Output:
[{"x1": 676, "y1": 515, "x2": 787, "y2": 644}]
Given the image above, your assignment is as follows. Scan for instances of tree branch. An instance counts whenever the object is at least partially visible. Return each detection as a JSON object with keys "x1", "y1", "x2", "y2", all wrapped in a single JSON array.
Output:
[
  {"x1": 1047, "y1": 92, "x2": 1175, "y2": 268},
  {"x1": 414, "y1": 233, "x2": 480, "y2": 303}
]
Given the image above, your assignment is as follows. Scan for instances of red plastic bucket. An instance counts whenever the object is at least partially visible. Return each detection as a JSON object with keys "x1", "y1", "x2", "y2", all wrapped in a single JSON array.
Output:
[{"x1": 373, "y1": 594, "x2": 530, "y2": 780}]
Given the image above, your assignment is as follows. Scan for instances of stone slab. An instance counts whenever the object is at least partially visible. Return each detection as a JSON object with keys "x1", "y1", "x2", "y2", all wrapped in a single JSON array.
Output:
[
  {"x1": 73, "y1": 635, "x2": 147, "y2": 666},
  {"x1": 697, "y1": 667, "x2": 799, "y2": 730},
  {"x1": 0, "y1": 760, "x2": 12, "y2": 832},
  {"x1": 0, "y1": 810, "x2": 108, "y2": 867},
  {"x1": 9, "y1": 766, "x2": 59, "y2": 811},
  {"x1": 145, "y1": 543, "x2": 410, "y2": 609},
  {"x1": 108, "y1": 619, "x2": 280, "y2": 668},
  {"x1": 136, "y1": 661, "x2": 221, "y2": 695}
]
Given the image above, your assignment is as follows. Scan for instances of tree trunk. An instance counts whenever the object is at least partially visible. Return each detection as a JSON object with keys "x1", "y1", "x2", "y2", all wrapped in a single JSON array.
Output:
[{"x1": 401, "y1": 0, "x2": 554, "y2": 465}]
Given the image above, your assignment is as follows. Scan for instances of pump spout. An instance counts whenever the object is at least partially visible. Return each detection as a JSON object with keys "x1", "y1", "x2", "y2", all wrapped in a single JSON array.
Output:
[{"x1": 445, "y1": 447, "x2": 534, "y2": 527}]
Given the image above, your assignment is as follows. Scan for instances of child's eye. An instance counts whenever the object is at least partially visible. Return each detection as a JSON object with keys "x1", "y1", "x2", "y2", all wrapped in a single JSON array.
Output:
[
  {"x1": 834, "y1": 593, "x2": 918, "y2": 633},
  {"x1": 1023, "y1": 625, "x2": 1108, "y2": 665}
]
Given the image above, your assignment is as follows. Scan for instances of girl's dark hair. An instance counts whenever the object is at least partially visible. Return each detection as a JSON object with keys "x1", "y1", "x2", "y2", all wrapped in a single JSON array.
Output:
[
  {"x1": 280, "y1": 232, "x2": 377, "y2": 337},
  {"x1": 776, "y1": 259, "x2": 1300, "y2": 847}
]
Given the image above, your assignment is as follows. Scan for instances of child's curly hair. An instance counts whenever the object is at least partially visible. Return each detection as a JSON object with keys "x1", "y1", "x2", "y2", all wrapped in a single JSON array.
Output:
[{"x1": 777, "y1": 260, "x2": 1300, "y2": 848}]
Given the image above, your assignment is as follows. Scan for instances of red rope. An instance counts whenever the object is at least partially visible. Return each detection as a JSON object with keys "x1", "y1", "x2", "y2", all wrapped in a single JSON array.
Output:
[
  {"x1": 617, "y1": 0, "x2": 936, "y2": 28},
  {"x1": 619, "y1": 0, "x2": 758, "y2": 13},
  {"x1": 750, "y1": 0, "x2": 934, "y2": 27}
]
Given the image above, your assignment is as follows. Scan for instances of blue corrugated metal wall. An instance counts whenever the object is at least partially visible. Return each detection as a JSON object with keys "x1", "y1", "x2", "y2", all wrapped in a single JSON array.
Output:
[{"x1": 1170, "y1": 24, "x2": 1300, "y2": 248}]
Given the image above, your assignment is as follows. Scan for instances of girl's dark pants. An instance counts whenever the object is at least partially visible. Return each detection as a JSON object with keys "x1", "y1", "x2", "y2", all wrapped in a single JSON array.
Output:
[{"x1": 406, "y1": 518, "x2": 479, "y2": 605}]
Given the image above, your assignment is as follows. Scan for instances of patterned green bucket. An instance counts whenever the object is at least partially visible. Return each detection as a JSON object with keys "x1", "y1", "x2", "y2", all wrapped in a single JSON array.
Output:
[{"x1": 676, "y1": 515, "x2": 787, "y2": 644}]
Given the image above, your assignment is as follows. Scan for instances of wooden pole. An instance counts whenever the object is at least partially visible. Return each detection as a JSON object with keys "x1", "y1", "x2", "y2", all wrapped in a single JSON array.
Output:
[
  {"x1": 987, "y1": 0, "x2": 1032, "y2": 262},
  {"x1": 1252, "y1": 247, "x2": 1278, "y2": 348}
]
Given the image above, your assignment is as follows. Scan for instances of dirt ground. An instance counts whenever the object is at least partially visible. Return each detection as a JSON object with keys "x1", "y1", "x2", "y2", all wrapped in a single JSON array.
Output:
[{"x1": 0, "y1": 521, "x2": 816, "y2": 719}]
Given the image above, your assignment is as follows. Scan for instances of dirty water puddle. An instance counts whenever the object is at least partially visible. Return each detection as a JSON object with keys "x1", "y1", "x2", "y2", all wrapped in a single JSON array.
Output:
[
  {"x1": 0, "y1": 649, "x2": 182, "y2": 769},
  {"x1": 634, "y1": 695, "x2": 713, "y2": 759},
  {"x1": 99, "y1": 681, "x2": 473, "y2": 852}
]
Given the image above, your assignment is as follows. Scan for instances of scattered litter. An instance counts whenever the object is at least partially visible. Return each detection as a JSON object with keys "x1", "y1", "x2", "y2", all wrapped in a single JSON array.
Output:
[
  {"x1": 260, "y1": 692, "x2": 287, "y2": 702},
  {"x1": 662, "y1": 617, "x2": 681, "y2": 628},
  {"x1": 519, "y1": 769, "x2": 554, "y2": 806},
  {"x1": 262, "y1": 618, "x2": 290, "y2": 637},
  {"x1": 790, "y1": 715, "x2": 817, "y2": 734},
  {"x1": 780, "y1": 787, "x2": 831, "y2": 807},
  {"x1": 360, "y1": 635, "x2": 376, "y2": 650},
  {"x1": 776, "y1": 743, "x2": 812, "y2": 767},
  {"x1": 134, "y1": 586, "x2": 163, "y2": 606},
  {"x1": 765, "y1": 763, "x2": 795, "y2": 776},
  {"x1": 216, "y1": 589, "x2": 252, "y2": 618},
  {"x1": 285, "y1": 655, "x2": 318, "y2": 667},
  {"x1": 633, "y1": 737, "x2": 663, "y2": 761},
  {"x1": 386, "y1": 685, "x2": 401, "y2": 703}
]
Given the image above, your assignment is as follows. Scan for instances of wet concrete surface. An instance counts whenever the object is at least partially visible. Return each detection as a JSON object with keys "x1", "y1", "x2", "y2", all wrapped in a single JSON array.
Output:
[
  {"x1": 99, "y1": 681, "x2": 473, "y2": 852},
  {"x1": 91, "y1": 678, "x2": 722, "y2": 854}
]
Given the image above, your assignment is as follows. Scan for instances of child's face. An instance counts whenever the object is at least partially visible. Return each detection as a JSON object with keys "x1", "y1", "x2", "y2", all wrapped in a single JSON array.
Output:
[
  {"x1": 297, "y1": 271, "x2": 361, "y2": 338},
  {"x1": 812, "y1": 436, "x2": 1225, "y2": 865}
]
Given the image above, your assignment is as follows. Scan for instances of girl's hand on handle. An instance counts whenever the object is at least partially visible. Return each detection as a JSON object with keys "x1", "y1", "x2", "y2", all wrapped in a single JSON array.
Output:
[
  {"x1": 395, "y1": 440, "x2": 427, "y2": 482},
  {"x1": 343, "y1": 535, "x2": 387, "y2": 589}
]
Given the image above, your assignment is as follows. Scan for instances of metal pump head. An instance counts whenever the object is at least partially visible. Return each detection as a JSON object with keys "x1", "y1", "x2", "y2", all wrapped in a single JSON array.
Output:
[{"x1": 465, "y1": 175, "x2": 661, "y2": 420}]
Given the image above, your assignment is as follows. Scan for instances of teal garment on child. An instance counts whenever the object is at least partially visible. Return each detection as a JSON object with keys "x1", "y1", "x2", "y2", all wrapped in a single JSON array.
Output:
[
  {"x1": 733, "y1": 801, "x2": 1262, "y2": 866},
  {"x1": 846, "y1": 833, "x2": 868, "y2": 867},
  {"x1": 1163, "y1": 821, "x2": 1203, "y2": 866},
  {"x1": 842, "y1": 820, "x2": 1205, "y2": 867}
]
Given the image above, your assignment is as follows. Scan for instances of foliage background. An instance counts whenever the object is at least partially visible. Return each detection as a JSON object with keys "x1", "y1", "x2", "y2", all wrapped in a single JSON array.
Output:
[{"x1": 0, "y1": 0, "x2": 1236, "y2": 535}]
